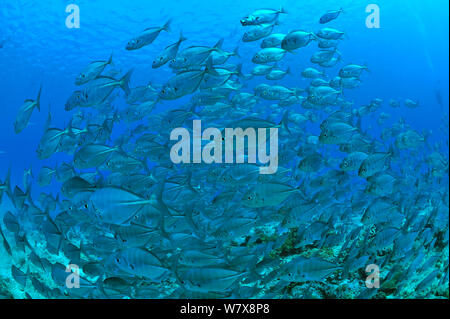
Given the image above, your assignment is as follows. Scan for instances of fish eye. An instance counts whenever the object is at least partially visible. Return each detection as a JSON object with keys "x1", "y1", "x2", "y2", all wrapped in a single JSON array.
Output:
[
  {"x1": 116, "y1": 257, "x2": 120, "y2": 263},
  {"x1": 81, "y1": 74, "x2": 85, "y2": 78},
  {"x1": 161, "y1": 89, "x2": 166, "y2": 94},
  {"x1": 84, "y1": 203, "x2": 88, "y2": 209}
]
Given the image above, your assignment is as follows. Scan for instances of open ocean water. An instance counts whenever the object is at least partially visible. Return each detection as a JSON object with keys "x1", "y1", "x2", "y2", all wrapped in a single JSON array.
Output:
[{"x1": 0, "y1": 0, "x2": 448, "y2": 300}]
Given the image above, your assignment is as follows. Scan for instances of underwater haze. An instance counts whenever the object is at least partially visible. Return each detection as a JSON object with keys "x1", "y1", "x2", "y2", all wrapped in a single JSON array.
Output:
[{"x1": 0, "y1": 0, "x2": 449, "y2": 299}]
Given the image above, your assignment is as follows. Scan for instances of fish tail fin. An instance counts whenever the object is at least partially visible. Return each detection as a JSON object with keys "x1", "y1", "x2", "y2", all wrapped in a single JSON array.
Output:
[
  {"x1": 363, "y1": 63, "x2": 371, "y2": 73},
  {"x1": 204, "y1": 56, "x2": 219, "y2": 76},
  {"x1": 141, "y1": 158, "x2": 151, "y2": 174},
  {"x1": 119, "y1": 69, "x2": 133, "y2": 96},
  {"x1": 146, "y1": 79, "x2": 155, "y2": 90},
  {"x1": 293, "y1": 87, "x2": 304, "y2": 98},
  {"x1": 186, "y1": 170, "x2": 200, "y2": 194},
  {"x1": 235, "y1": 63, "x2": 244, "y2": 78},
  {"x1": 279, "y1": 109, "x2": 291, "y2": 134},
  {"x1": 310, "y1": 32, "x2": 319, "y2": 41},
  {"x1": 170, "y1": 255, "x2": 184, "y2": 286},
  {"x1": 385, "y1": 144, "x2": 398, "y2": 169},
  {"x1": 36, "y1": 84, "x2": 42, "y2": 111},
  {"x1": 336, "y1": 78, "x2": 345, "y2": 98},
  {"x1": 2, "y1": 165, "x2": 12, "y2": 200},
  {"x1": 95, "y1": 277, "x2": 108, "y2": 297},
  {"x1": 158, "y1": 210, "x2": 172, "y2": 242},
  {"x1": 179, "y1": 31, "x2": 187, "y2": 43},
  {"x1": 214, "y1": 38, "x2": 224, "y2": 50},
  {"x1": 115, "y1": 137, "x2": 126, "y2": 155},
  {"x1": 243, "y1": 73, "x2": 254, "y2": 81},
  {"x1": 279, "y1": 6, "x2": 288, "y2": 14},
  {"x1": 44, "y1": 104, "x2": 52, "y2": 130},
  {"x1": 188, "y1": 102, "x2": 200, "y2": 116},
  {"x1": 388, "y1": 144, "x2": 398, "y2": 159},
  {"x1": 421, "y1": 129, "x2": 431, "y2": 145},
  {"x1": 66, "y1": 118, "x2": 76, "y2": 138},
  {"x1": 184, "y1": 204, "x2": 202, "y2": 237},
  {"x1": 107, "y1": 52, "x2": 114, "y2": 66},
  {"x1": 112, "y1": 108, "x2": 121, "y2": 124},
  {"x1": 355, "y1": 115, "x2": 362, "y2": 132},
  {"x1": 233, "y1": 45, "x2": 240, "y2": 58},
  {"x1": 286, "y1": 48, "x2": 297, "y2": 55},
  {"x1": 162, "y1": 19, "x2": 172, "y2": 33},
  {"x1": 24, "y1": 180, "x2": 33, "y2": 203},
  {"x1": 154, "y1": 175, "x2": 173, "y2": 216},
  {"x1": 388, "y1": 144, "x2": 394, "y2": 156},
  {"x1": 295, "y1": 180, "x2": 308, "y2": 199}
]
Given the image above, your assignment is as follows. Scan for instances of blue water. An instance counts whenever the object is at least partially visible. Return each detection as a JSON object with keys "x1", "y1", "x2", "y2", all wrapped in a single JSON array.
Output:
[
  {"x1": 0, "y1": 0, "x2": 448, "y2": 187},
  {"x1": 0, "y1": 0, "x2": 448, "y2": 299}
]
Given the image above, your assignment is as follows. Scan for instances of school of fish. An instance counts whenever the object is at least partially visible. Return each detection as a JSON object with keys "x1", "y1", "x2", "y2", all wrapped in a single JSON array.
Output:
[{"x1": 1, "y1": 7, "x2": 449, "y2": 299}]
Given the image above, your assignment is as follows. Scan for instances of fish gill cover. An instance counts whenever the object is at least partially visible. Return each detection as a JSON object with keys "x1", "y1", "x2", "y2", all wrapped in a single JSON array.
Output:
[{"x1": 0, "y1": 0, "x2": 448, "y2": 299}]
